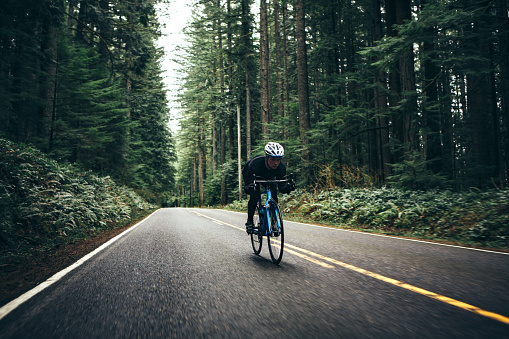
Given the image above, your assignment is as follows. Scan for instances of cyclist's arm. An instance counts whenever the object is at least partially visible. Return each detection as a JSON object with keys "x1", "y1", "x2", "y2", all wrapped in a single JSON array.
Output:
[
  {"x1": 276, "y1": 163, "x2": 289, "y2": 192},
  {"x1": 244, "y1": 163, "x2": 258, "y2": 193}
]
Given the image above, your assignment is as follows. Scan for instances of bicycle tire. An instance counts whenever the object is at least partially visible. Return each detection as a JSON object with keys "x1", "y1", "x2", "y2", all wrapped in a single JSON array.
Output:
[
  {"x1": 267, "y1": 203, "x2": 284, "y2": 264},
  {"x1": 250, "y1": 214, "x2": 263, "y2": 255}
]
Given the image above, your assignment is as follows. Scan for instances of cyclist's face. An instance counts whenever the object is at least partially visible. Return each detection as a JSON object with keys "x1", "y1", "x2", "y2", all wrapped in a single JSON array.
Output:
[{"x1": 266, "y1": 156, "x2": 281, "y2": 170}]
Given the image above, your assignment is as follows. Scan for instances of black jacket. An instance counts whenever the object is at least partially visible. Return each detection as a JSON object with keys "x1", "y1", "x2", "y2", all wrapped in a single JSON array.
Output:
[{"x1": 243, "y1": 155, "x2": 288, "y2": 192}]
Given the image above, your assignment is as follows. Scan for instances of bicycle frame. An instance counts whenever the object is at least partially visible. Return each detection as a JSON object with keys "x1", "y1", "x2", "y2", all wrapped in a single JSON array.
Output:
[{"x1": 256, "y1": 184, "x2": 280, "y2": 236}]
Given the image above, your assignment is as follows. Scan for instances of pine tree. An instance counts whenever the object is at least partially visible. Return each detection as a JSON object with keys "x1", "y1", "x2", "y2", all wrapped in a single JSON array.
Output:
[{"x1": 0, "y1": 0, "x2": 177, "y2": 202}]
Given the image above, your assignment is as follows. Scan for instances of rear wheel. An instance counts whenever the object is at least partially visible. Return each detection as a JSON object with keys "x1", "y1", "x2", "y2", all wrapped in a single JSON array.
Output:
[
  {"x1": 250, "y1": 214, "x2": 262, "y2": 255},
  {"x1": 267, "y1": 203, "x2": 284, "y2": 264}
]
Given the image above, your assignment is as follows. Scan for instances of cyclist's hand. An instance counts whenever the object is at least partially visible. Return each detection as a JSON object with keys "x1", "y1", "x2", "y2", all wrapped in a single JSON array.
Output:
[
  {"x1": 285, "y1": 181, "x2": 296, "y2": 192},
  {"x1": 281, "y1": 181, "x2": 295, "y2": 194},
  {"x1": 245, "y1": 182, "x2": 257, "y2": 194}
]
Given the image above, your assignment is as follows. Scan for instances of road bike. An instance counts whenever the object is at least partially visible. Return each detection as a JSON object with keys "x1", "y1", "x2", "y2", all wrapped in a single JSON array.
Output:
[{"x1": 249, "y1": 174, "x2": 293, "y2": 264}]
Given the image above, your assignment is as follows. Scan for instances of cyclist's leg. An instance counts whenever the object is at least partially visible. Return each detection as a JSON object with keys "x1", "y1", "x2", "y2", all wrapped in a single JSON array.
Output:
[
  {"x1": 272, "y1": 184, "x2": 279, "y2": 203},
  {"x1": 246, "y1": 191, "x2": 260, "y2": 233},
  {"x1": 272, "y1": 189, "x2": 279, "y2": 204},
  {"x1": 247, "y1": 191, "x2": 260, "y2": 222}
]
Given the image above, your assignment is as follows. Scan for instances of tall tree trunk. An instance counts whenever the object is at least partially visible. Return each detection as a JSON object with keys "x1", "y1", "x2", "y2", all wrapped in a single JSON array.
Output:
[
  {"x1": 68, "y1": 0, "x2": 77, "y2": 36},
  {"x1": 440, "y1": 68, "x2": 454, "y2": 181},
  {"x1": 466, "y1": 14, "x2": 498, "y2": 187},
  {"x1": 192, "y1": 157, "x2": 196, "y2": 206},
  {"x1": 220, "y1": 124, "x2": 227, "y2": 203},
  {"x1": 386, "y1": 0, "x2": 416, "y2": 161},
  {"x1": 422, "y1": 24, "x2": 442, "y2": 174},
  {"x1": 40, "y1": 16, "x2": 58, "y2": 152},
  {"x1": 311, "y1": 26, "x2": 320, "y2": 126},
  {"x1": 344, "y1": 0, "x2": 361, "y2": 166},
  {"x1": 497, "y1": 0, "x2": 509, "y2": 184},
  {"x1": 217, "y1": 0, "x2": 227, "y2": 204},
  {"x1": 326, "y1": 0, "x2": 343, "y2": 169},
  {"x1": 237, "y1": 104, "x2": 242, "y2": 200},
  {"x1": 242, "y1": 0, "x2": 252, "y2": 158},
  {"x1": 48, "y1": 60, "x2": 58, "y2": 152},
  {"x1": 245, "y1": 58, "x2": 252, "y2": 158},
  {"x1": 227, "y1": 0, "x2": 234, "y2": 160},
  {"x1": 344, "y1": 0, "x2": 355, "y2": 107},
  {"x1": 273, "y1": 0, "x2": 284, "y2": 121},
  {"x1": 371, "y1": 0, "x2": 391, "y2": 181},
  {"x1": 77, "y1": 1, "x2": 88, "y2": 43},
  {"x1": 295, "y1": 0, "x2": 310, "y2": 180},
  {"x1": 398, "y1": 0, "x2": 417, "y2": 151},
  {"x1": 260, "y1": 0, "x2": 270, "y2": 137},
  {"x1": 98, "y1": 0, "x2": 110, "y2": 63},
  {"x1": 468, "y1": 72, "x2": 497, "y2": 186},
  {"x1": 198, "y1": 118, "x2": 204, "y2": 207},
  {"x1": 282, "y1": 1, "x2": 290, "y2": 139},
  {"x1": 385, "y1": 0, "x2": 400, "y2": 162},
  {"x1": 211, "y1": 21, "x2": 218, "y2": 177},
  {"x1": 212, "y1": 116, "x2": 217, "y2": 176}
]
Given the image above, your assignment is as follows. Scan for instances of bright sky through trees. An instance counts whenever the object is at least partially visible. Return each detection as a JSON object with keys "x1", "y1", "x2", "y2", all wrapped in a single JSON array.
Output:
[{"x1": 156, "y1": 1, "x2": 194, "y2": 132}]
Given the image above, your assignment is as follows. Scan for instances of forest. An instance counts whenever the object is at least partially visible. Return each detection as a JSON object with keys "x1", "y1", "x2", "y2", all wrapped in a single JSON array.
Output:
[
  {"x1": 1, "y1": 0, "x2": 508, "y2": 208},
  {"x1": 0, "y1": 0, "x2": 175, "y2": 204},
  {"x1": 176, "y1": 0, "x2": 509, "y2": 207}
]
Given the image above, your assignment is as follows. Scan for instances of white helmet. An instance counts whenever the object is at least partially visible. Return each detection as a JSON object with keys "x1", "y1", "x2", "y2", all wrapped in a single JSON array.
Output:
[{"x1": 264, "y1": 142, "x2": 284, "y2": 158}]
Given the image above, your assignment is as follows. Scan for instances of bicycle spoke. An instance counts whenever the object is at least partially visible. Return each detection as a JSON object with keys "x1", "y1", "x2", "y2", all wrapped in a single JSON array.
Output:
[
  {"x1": 267, "y1": 203, "x2": 284, "y2": 264},
  {"x1": 250, "y1": 214, "x2": 262, "y2": 254}
]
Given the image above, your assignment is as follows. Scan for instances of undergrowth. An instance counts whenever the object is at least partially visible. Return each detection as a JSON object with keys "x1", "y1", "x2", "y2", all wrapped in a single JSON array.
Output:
[
  {"x1": 0, "y1": 138, "x2": 156, "y2": 264},
  {"x1": 225, "y1": 187, "x2": 509, "y2": 249}
]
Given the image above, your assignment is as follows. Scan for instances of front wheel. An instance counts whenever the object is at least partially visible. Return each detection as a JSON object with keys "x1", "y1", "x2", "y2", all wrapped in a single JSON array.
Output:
[
  {"x1": 267, "y1": 203, "x2": 284, "y2": 264},
  {"x1": 250, "y1": 214, "x2": 263, "y2": 255}
]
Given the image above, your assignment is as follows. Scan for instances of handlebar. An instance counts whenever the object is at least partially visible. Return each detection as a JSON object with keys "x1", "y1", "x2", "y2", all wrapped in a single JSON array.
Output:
[{"x1": 253, "y1": 173, "x2": 294, "y2": 185}]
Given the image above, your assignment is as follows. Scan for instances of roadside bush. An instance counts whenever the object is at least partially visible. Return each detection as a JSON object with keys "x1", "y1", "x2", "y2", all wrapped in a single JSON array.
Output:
[
  {"x1": 225, "y1": 186, "x2": 509, "y2": 249},
  {"x1": 0, "y1": 138, "x2": 155, "y2": 255}
]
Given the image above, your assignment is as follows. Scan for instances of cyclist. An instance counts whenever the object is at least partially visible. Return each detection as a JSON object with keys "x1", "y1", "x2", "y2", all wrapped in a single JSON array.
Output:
[{"x1": 243, "y1": 142, "x2": 296, "y2": 234}]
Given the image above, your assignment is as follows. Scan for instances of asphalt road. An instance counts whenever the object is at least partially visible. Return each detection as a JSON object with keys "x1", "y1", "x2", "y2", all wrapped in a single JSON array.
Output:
[{"x1": 1, "y1": 208, "x2": 508, "y2": 338}]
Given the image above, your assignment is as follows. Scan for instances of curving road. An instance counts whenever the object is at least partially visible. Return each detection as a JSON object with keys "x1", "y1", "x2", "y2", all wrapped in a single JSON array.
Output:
[{"x1": 1, "y1": 208, "x2": 508, "y2": 338}]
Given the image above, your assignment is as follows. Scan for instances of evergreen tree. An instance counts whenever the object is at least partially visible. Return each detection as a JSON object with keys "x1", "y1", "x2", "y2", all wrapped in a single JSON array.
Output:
[
  {"x1": 0, "y1": 0, "x2": 177, "y2": 203},
  {"x1": 174, "y1": 0, "x2": 509, "y2": 205},
  {"x1": 51, "y1": 43, "x2": 129, "y2": 176}
]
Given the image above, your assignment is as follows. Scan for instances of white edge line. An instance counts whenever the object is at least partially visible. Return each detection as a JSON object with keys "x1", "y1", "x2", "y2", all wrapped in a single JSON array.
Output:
[
  {"x1": 0, "y1": 209, "x2": 159, "y2": 321},
  {"x1": 221, "y1": 209, "x2": 508, "y2": 256}
]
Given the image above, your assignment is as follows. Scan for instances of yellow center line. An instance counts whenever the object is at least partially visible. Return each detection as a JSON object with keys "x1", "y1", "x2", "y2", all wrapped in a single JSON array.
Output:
[
  {"x1": 284, "y1": 248, "x2": 335, "y2": 268},
  {"x1": 192, "y1": 211, "x2": 244, "y2": 231},
  {"x1": 283, "y1": 243, "x2": 509, "y2": 325},
  {"x1": 190, "y1": 210, "x2": 509, "y2": 325}
]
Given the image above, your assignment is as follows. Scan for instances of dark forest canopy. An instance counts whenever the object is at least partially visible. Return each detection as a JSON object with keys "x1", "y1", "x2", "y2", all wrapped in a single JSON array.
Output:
[
  {"x1": 0, "y1": 0, "x2": 176, "y2": 204},
  {"x1": 1, "y1": 0, "x2": 508, "y2": 209},
  {"x1": 175, "y1": 0, "x2": 509, "y2": 207}
]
